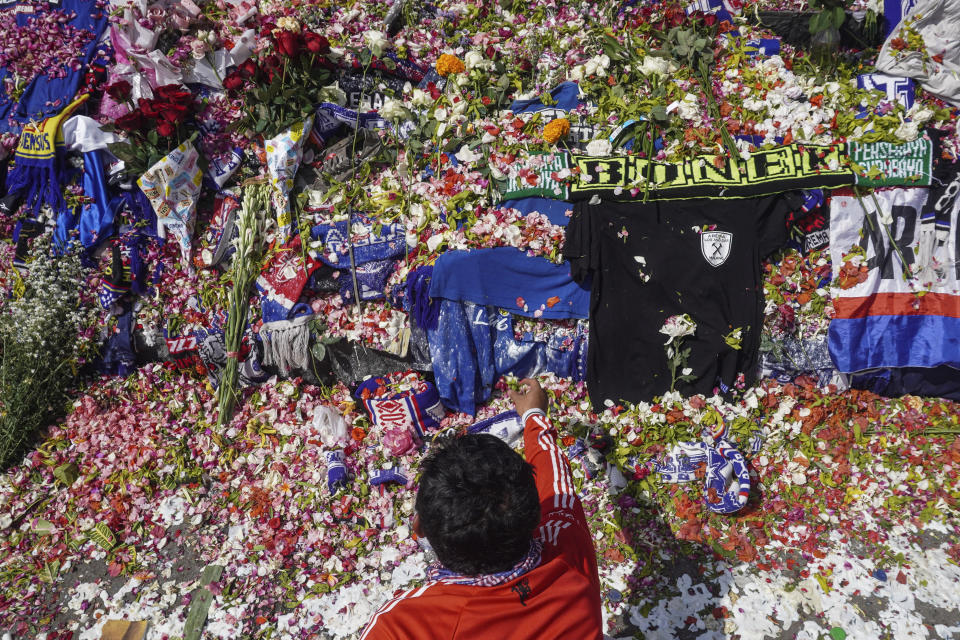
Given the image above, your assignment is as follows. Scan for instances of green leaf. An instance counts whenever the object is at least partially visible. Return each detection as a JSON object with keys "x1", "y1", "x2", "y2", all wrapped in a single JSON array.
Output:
[
  {"x1": 184, "y1": 565, "x2": 224, "y2": 640},
  {"x1": 106, "y1": 142, "x2": 140, "y2": 165},
  {"x1": 33, "y1": 519, "x2": 55, "y2": 535},
  {"x1": 310, "y1": 340, "x2": 326, "y2": 362},
  {"x1": 40, "y1": 559, "x2": 60, "y2": 583},
  {"x1": 650, "y1": 105, "x2": 669, "y2": 122},
  {"x1": 87, "y1": 522, "x2": 116, "y2": 551},
  {"x1": 146, "y1": 129, "x2": 158, "y2": 146},
  {"x1": 53, "y1": 462, "x2": 79, "y2": 487},
  {"x1": 830, "y1": 6, "x2": 846, "y2": 29},
  {"x1": 809, "y1": 11, "x2": 825, "y2": 34}
]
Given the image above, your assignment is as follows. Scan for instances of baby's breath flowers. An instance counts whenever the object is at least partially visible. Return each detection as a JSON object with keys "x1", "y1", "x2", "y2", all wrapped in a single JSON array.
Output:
[{"x1": 0, "y1": 236, "x2": 97, "y2": 469}]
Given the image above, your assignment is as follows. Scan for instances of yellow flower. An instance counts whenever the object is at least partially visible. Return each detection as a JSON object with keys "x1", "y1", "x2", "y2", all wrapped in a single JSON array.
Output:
[
  {"x1": 542, "y1": 117, "x2": 571, "y2": 144},
  {"x1": 436, "y1": 53, "x2": 466, "y2": 77}
]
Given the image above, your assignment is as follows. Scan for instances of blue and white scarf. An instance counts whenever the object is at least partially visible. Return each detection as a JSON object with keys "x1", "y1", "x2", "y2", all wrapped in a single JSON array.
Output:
[{"x1": 427, "y1": 539, "x2": 543, "y2": 587}]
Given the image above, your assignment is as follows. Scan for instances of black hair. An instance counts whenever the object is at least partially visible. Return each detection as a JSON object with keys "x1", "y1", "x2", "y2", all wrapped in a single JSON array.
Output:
[{"x1": 415, "y1": 433, "x2": 540, "y2": 576}]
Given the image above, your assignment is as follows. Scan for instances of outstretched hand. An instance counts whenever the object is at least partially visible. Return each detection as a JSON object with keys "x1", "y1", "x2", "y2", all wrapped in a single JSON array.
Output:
[{"x1": 508, "y1": 378, "x2": 548, "y2": 416}]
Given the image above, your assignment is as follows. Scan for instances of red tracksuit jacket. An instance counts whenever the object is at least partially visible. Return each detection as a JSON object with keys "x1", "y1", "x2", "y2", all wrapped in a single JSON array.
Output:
[{"x1": 361, "y1": 411, "x2": 603, "y2": 639}]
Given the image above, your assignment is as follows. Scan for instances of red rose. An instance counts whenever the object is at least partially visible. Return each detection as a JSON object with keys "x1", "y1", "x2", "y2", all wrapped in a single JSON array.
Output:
[
  {"x1": 260, "y1": 53, "x2": 282, "y2": 82},
  {"x1": 114, "y1": 110, "x2": 143, "y2": 132},
  {"x1": 222, "y1": 71, "x2": 245, "y2": 92},
  {"x1": 156, "y1": 120, "x2": 176, "y2": 137},
  {"x1": 238, "y1": 59, "x2": 258, "y2": 78},
  {"x1": 154, "y1": 101, "x2": 189, "y2": 124},
  {"x1": 275, "y1": 30, "x2": 301, "y2": 57},
  {"x1": 666, "y1": 6, "x2": 685, "y2": 27},
  {"x1": 258, "y1": 21, "x2": 276, "y2": 39},
  {"x1": 262, "y1": 54, "x2": 281, "y2": 71},
  {"x1": 703, "y1": 13, "x2": 717, "y2": 26},
  {"x1": 303, "y1": 31, "x2": 329, "y2": 54},
  {"x1": 106, "y1": 80, "x2": 132, "y2": 101},
  {"x1": 154, "y1": 84, "x2": 193, "y2": 105},
  {"x1": 137, "y1": 98, "x2": 160, "y2": 119}
]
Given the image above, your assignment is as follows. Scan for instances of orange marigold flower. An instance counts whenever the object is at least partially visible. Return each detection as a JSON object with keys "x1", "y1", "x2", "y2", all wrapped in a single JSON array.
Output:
[
  {"x1": 436, "y1": 53, "x2": 465, "y2": 77},
  {"x1": 351, "y1": 427, "x2": 367, "y2": 441},
  {"x1": 542, "y1": 117, "x2": 570, "y2": 144}
]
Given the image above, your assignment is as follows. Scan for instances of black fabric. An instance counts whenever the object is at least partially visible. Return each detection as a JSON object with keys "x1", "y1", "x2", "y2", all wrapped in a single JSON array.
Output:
[
  {"x1": 307, "y1": 263, "x2": 343, "y2": 293},
  {"x1": 785, "y1": 206, "x2": 829, "y2": 254},
  {"x1": 563, "y1": 192, "x2": 803, "y2": 406},
  {"x1": 748, "y1": 11, "x2": 887, "y2": 49},
  {"x1": 326, "y1": 339, "x2": 422, "y2": 386},
  {"x1": 850, "y1": 367, "x2": 960, "y2": 403},
  {"x1": 13, "y1": 218, "x2": 46, "y2": 266}
]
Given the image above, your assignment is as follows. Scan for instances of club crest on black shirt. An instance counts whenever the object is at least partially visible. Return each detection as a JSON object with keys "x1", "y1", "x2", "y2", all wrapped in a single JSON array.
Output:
[{"x1": 701, "y1": 231, "x2": 732, "y2": 267}]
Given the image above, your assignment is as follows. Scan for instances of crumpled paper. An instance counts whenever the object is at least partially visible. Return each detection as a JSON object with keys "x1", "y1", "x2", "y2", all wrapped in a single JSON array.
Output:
[
  {"x1": 264, "y1": 117, "x2": 314, "y2": 242},
  {"x1": 181, "y1": 29, "x2": 256, "y2": 89},
  {"x1": 137, "y1": 140, "x2": 203, "y2": 269}
]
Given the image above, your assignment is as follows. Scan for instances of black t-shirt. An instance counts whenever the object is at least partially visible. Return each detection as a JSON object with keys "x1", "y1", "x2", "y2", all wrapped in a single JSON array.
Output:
[{"x1": 563, "y1": 193, "x2": 802, "y2": 406}]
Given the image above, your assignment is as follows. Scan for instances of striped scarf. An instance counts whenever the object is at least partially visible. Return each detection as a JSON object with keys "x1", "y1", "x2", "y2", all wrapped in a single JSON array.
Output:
[
  {"x1": 426, "y1": 539, "x2": 543, "y2": 587},
  {"x1": 6, "y1": 94, "x2": 88, "y2": 214}
]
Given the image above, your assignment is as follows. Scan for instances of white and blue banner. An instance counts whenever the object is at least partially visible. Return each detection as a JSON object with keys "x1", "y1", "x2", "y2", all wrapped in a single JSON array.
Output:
[
  {"x1": 884, "y1": 0, "x2": 920, "y2": 38},
  {"x1": 829, "y1": 183, "x2": 960, "y2": 372},
  {"x1": 857, "y1": 73, "x2": 915, "y2": 112}
]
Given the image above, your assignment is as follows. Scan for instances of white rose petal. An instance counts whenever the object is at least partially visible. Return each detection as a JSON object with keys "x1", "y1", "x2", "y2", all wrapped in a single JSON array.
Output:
[
  {"x1": 364, "y1": 30, "x2": 389, "y2": 58},
  {"x1": 585, "y1": 138, "x2": 613, "y2": 156},
  {"x1": 464, "y1": 50, "x2": 485, "y2": 70}
]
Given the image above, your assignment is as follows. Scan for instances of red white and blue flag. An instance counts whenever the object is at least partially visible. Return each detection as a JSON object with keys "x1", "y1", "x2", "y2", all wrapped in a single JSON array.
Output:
[{"x1": 829, "y1": 179, "x2": 960, "y2": 372}]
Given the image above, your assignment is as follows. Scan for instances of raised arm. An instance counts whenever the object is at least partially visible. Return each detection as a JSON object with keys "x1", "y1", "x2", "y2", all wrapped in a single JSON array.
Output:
[{"x1": 508, "y1": 379, "x2": 586, "y2": 525}]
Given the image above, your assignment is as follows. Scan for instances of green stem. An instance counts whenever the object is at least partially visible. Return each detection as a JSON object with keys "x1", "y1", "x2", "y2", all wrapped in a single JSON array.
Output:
[
  {"x1": 280, "y1": 61, "x2": 288, "y2": 126},
  {"x1": 698, "y1": 59, "x2": 738, "y2": 161},
  {"x1": 853, "y1": 187, "x2": 912, "y2": 282}
]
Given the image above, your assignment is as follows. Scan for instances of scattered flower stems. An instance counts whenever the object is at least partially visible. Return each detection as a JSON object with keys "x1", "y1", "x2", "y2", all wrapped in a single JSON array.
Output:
[
  {"x1": 698, "y1": 58, "x2": 739, "y2": 160},
  {"x1": 216, "y1": 181, "x2": 272, "y2": 430},
  {"x1": 854, "y1": 186, "x2": 912, "y2": 281}
]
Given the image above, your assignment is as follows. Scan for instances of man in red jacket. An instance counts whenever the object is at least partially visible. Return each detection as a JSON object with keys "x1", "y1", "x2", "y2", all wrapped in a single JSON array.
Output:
[{"x1": 361, "y1": 378, "x2": 603, "y2": 639}]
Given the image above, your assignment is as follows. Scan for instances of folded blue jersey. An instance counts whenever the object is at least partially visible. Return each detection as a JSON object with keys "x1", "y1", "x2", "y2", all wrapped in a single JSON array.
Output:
[
  {"x1": 430, "y1": 247, "x2": 590, "y2": 320},
  {"x1": 497, "y1": 197, "x2": 573, "y2": 228}
]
